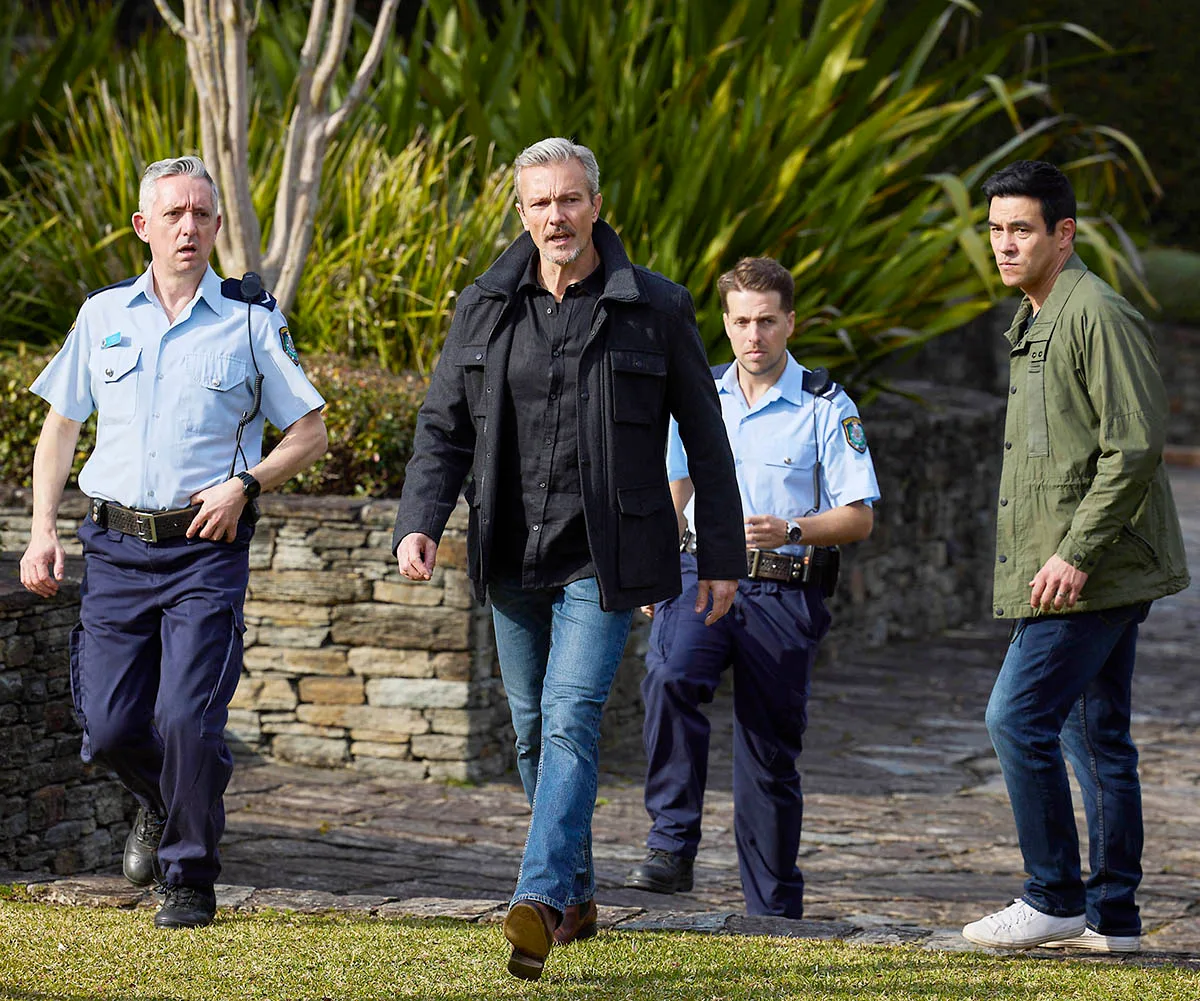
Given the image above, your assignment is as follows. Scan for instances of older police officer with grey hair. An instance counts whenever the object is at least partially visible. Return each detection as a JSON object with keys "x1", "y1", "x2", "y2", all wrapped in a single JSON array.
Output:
[{"x1": 20, "y1": 155, "x2": 327, "y2": 929}]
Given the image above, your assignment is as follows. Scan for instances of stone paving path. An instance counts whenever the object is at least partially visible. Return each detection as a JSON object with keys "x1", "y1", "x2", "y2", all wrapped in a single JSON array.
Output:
[{"x1": 11, "y1": 467, "x2": 1200, "y2": 964}]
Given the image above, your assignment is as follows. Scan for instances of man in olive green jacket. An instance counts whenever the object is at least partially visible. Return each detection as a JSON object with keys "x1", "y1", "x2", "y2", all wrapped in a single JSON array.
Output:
[{"x1": 962, "y1": 161, "x2": 1189, "y2": 954}]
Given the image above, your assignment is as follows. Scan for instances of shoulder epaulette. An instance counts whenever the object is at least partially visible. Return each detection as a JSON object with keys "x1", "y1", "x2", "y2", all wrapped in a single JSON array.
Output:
[
  {"x1": 220, "y1": 275, "x2": 278, "y2": 310},
  {"x1": 85, "y1": 275, "x2": 139, "y2": 300},
  {"x1": 802, "y1": 367, "x2": 842, "y2": 399}
]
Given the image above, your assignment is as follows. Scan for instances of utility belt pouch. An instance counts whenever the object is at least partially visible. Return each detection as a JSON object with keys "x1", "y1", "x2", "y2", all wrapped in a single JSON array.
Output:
[{"x1": 799, "y1": 544, "x2": 841, "y2": 598}]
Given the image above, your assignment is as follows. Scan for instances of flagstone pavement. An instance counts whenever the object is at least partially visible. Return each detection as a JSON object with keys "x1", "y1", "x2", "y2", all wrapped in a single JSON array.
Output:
[{"x1": 13, "y1": 466, "x2": 1200, "y2": 967}]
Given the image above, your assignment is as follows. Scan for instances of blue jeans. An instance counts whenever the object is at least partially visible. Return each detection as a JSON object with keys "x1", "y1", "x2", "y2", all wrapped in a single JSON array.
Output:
[
  {"x1": 985, "y1": 603, "x2": 1150, "y2": 935},
  {"x1": 490, "y1": 576, "x2": 634, "y2": 912}
]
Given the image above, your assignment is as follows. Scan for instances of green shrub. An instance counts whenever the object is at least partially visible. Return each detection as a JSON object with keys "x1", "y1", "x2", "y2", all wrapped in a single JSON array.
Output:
[{"x1": 0, "y1": 351, "x2": 425, "y2": 498}]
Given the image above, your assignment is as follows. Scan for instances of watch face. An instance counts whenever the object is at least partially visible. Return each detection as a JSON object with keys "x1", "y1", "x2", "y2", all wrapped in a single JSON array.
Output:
[{"x1": 788, "y1": 525, "x2": 802, "y2": 544}]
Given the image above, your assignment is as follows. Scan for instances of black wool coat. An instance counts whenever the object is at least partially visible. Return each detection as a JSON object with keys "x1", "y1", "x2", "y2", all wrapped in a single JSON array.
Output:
[{"x1": 392, "y1": 221, "x2": 745, "y2": 611}]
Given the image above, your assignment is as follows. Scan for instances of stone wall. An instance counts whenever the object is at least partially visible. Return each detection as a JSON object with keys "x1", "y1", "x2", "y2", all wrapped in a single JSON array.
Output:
[
  {"x1": 0, "y1": 553, "x2": 136, "y2": 874},
  {"x1": 0, "y1": 381, "x2": 1006, "y2": 793}
]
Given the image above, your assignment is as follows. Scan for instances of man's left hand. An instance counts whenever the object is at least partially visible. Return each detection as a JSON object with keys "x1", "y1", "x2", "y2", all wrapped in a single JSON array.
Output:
[
  {"x1": 188, "y1": 479, "x2": 248, "y2": 542},
  {"x1": 1029, "y1": 554, "x2": 1088, "y2": 612},
  {"x1": 695, "y1": 579, "x2": 737, "y2": 626},
  {"x1": 744, "y1": 514, "x2": 788, "y2": 550}
]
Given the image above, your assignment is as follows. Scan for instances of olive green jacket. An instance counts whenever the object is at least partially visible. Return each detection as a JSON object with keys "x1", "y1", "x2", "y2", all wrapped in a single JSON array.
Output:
[{"x1": 993, "y1": 253, "x2": 1189, "y2": 619}]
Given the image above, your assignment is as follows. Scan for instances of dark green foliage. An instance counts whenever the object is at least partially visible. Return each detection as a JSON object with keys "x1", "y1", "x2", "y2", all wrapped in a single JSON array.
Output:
[{"x1": 0, "y1": 350, "x2": 96, "y2": 487}]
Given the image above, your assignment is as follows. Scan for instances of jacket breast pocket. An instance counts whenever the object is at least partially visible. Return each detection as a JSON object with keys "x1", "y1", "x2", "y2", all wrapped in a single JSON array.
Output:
[
  {"x1": 183, "y1": 352, "x2": 250, "y2": 433},
  {"x1": 456, "y1": 345, "x2": 489, "y2": 418},
  {"x1": 90, "y1": 345, "x2": 142, "y2": 425},
  {"x1": 609, "y1": 349, "x2": 666, "y2": 424}
]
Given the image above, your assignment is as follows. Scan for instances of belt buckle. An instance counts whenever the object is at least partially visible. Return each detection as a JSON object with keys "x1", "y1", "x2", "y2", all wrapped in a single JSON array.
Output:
[
  {"x1": 134, "y1": 513, "x2": 158, "y2": 544},
  {"x1": 748, "y1": 549, "x2": 762, "y2": 578}
]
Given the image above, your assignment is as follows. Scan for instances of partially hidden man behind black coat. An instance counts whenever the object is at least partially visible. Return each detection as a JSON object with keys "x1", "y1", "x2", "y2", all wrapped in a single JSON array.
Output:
[{"x1": 391, "y1": 137, "x2": 743, "y2": 982}]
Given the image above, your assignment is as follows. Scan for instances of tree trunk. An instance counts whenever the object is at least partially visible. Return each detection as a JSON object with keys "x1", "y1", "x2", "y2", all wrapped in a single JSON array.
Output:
[{"x1": 153, "y1": 0, "x2": 401, "y2": 314}]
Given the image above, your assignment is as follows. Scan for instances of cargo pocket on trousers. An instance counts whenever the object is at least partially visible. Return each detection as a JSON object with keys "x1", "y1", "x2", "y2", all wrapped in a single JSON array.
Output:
[
  {"x1": 200, "y1": 605, "x2": 246, "y2": 738},
  {"x1": 68, "y1": 622, "x2": 88, "y2": 732}
]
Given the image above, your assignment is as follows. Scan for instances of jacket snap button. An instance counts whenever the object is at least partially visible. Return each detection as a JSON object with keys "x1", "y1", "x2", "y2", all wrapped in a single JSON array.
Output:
[{"x1": 104, "y1": 367, "x2": 113, "y2": 377}]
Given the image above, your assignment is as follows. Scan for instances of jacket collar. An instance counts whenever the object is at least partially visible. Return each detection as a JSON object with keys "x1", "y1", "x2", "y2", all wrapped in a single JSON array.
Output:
[
  {"x1": 1005, "y1": 252, "x2": 1089, "y2": 347},
  {"x1": 475, "y1": 220, "x2": 643, "y2": 305}
]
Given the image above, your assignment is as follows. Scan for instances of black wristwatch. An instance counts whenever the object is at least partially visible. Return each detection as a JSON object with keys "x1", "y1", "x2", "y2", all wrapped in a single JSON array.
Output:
[
  {"x1": 234, "y1": 471, "x2": 261, "y2": 501},
  {"x1": 787, "y1": 521, "x2": 803, "y2": 545}
]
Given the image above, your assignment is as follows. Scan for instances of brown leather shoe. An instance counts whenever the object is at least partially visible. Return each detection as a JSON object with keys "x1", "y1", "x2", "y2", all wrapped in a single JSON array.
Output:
[
  {"x1": 503, "y1": 899, "x2": 558, "y2": 981},
  {"x1": 554, "y1": 898, "x2": 598, "y2": 946}
]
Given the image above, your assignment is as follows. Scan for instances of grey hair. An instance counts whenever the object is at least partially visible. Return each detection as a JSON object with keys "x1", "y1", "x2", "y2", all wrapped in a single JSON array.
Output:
[
  {"x1": 512, "y1": 138, "x2": 600, "y2": 204},
  {"x1": 138, "y1": 156, "x2": 221, "y2": 217}
]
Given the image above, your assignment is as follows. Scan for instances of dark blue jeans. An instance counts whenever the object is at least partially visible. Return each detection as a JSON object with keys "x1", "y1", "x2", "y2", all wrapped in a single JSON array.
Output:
[
  {"x1": 985, "y1": 603, "x2": 1150, "y2": 935},
  {"x1": 490, "y1": 577, "x2": 634, "y2": 912}
]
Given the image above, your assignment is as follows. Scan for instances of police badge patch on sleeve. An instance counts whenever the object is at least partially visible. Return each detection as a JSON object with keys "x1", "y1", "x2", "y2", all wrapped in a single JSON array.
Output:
[
  {"x1": 279, "y1": 325, "x2": 300, "y2": 365},
  {"x1": 842, "y1": 416, "x2": 868, "y2": 453}
]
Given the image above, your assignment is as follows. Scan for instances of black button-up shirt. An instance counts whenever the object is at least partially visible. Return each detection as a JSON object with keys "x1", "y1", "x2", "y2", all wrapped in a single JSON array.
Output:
[{"x1": 490, "y1": 253, "x2": 605, "y2": 588}]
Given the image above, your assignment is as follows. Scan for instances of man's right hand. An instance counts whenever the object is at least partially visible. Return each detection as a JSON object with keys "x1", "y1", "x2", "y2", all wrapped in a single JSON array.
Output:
[
  {"x1": 20, "y1": 532, "x2": 66, "y2": 597},
  {"x1": 397, "y1": 532, "x2": 438, "y2": 581}
]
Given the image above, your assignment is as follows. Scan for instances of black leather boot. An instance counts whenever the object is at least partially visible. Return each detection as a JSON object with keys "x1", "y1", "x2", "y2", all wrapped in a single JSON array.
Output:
[
  {"x1": 122, "y1": 807, "x2": 166, "y2": 888},
  {"x1": 154, "y1": 884, "x2": 217, "y2": 929},
  {"x1": 624, "y1": 849, "x2": 695, "y2": 893}
]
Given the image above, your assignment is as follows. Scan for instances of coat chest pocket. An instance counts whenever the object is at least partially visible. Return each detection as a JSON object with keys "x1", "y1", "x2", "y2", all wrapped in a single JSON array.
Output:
[
  {"x1": 609, "y1": 349, "x2": 666, "y2": 424},
  {"x1": 456, "y1": 344, "x2": 489, "y2": 418}
]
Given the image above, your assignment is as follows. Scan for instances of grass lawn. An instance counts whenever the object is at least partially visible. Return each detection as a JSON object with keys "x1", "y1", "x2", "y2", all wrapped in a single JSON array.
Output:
[{"x1": 1, "y1": 901, "x2": 1198, "y2": 1001}]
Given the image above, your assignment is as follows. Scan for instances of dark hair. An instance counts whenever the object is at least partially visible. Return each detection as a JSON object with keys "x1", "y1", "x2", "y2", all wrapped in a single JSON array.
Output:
[
  {"x1": 717, "y1": 257, "x2": 794, "y2": 313},
  {"x1": 981, "y1": 160, "x2": 1076, "y2": 234}
]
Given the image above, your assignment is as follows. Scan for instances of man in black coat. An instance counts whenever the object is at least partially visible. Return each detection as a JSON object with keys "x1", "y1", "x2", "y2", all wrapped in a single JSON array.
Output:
[{"x1": 393, "y1": 137, "x2": 743, "y2": 980}]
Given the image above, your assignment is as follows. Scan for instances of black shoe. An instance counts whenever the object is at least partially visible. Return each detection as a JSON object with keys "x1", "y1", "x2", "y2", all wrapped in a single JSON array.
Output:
[
  {"x1": 154, "y1": 884, "x2": 217, "y2": 929},
  {"x1": 624, "y1": 849, "x2": 694, "y2": 893},
  {"x1": 122, "y1": 807, "x2": 166, "y2": 888}
]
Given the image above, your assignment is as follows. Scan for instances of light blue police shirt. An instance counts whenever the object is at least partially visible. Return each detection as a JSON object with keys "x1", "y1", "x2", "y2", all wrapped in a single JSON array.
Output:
[
  {"x1": 668, "y1": 354, "x2": 880, "y2": 555},
  {"x1": 30, "y1": 265, "x2": 325, "y2": 511}
]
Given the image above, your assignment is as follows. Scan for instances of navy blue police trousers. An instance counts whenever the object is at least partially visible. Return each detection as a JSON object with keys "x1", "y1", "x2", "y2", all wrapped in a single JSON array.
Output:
[
  {"x1": 70, "y1": 516, "x2": 251, "y2": 888},
  {"x1": 641, "y1": 552, "x2": 831, "y2": 917}
]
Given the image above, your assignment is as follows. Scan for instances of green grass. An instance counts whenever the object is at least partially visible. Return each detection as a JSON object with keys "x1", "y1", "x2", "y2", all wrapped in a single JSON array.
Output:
[{"x1": 1, "y1": 901, "x2": 1197, "y2": 1000}]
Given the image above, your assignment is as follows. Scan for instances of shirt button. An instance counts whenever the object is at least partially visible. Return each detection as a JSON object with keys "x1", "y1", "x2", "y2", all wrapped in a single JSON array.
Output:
[
  {"x1": 1074, "y1": 553, "x2": 1084, "y2": 563},
  {"x1": 104, "y1": 367, "x2": 113, "y2": 377},
  {"x1": 474, "y1": 352, "x2": 483, "y2": 361},
  {"x1": 1000, "y1": 498, "x2": 1008, "y2": 506},
  {"x1": 552, "y1": 349, "x2": 561, "y2": 357},
  {"x1": 486, "y1": 386, "x2": 492, "y2": 394},
  {"x1": 538, "y1": 482, "x2": 546, "y2": 489},
  {"x1": 156, "y1": 373, "x2": 164, "y2": 381},
  {"x1": 211, "y1": 378, "x2": 221, "y2": 387},
  {"x1": 1004, "y1": 441, "x2": 1012, "y2": 450},
  {"x1": 783, "y1": 457, "x2": 792, "y2": 465},
  {"x1": 532, "y1": 524, "x2": 540, "y2": 532},
  {"x1": 998, "y1": 555, "x2": 1007, "y2": 563},
  {"x1": 546, "y1": 307, "x2": 553, "y2": 314},
  {"x1": 580, "y1": 392, "x2": 589, "y2": 401},
  {"x1": 545, "y1": 438, "x2": 552, "y2": 445},
  {"x1": 549, "y1": 393, "x2": 557, "y2": 400},
  {"x1": 1010, "y1": 385, "x2": 1017, "y2": 394},
  {"x1": 149, "y1": 451, "x2": 156, "y2": 458},
  {"x1": 148, "y1": 490, "x2": 155, "y2": 498},
  {"x1": 995, "y1": 607, "x2": 1004, "y2": 616}
]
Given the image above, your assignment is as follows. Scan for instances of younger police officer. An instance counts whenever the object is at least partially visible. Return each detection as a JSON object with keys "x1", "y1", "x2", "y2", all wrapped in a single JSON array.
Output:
[
  {"x1": 19, "y1": 156, "x2": 327, "y2": 928},
  {"x1": 624, "y1": 257, "x2": 880, "y2": 917}
]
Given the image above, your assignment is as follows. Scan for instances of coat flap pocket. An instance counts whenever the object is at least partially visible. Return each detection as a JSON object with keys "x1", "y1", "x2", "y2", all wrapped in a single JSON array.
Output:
[
  {"x1": 617, "y1": 484, "x2": 666, "y2": 517},
  {"x1": 456, "y1": 345, "x2": 488, "y2": 367},
  {"x1": 98, "y1": 345, "x2": 142, "y2": 383},
  {"x1": 610, "y1": 349, "x2": 666, "y2": 376}
]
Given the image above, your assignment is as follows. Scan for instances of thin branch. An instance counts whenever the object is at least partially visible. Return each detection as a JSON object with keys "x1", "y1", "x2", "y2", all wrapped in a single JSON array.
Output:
[
  {"x1": 310, "y1": 0, "x2": 355, "y2": 110},
  {"x1": 326, "y1": 0, "x2": 402, "y2": 136},
  {"x1": 151, "y1": 0, "x2": 196, "y2": 41}
]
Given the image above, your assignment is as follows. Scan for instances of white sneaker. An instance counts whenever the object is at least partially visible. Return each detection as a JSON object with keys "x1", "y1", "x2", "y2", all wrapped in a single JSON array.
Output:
[
  {"x1": 1041, "y1": 927, "x2": 1141, "y2": 953},
  {"x1": 962, "y1": 899, "x2": 1086, "y2": 948}
]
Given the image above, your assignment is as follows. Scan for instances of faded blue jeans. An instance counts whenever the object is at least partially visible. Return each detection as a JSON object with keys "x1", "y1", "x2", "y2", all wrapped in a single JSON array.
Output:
[
  {"x1": 985, "y1": 602, "x2": 1150, "y2": 936},
  {"x1": 490, "y1": 576, "x2": 634, "y2": 913}
]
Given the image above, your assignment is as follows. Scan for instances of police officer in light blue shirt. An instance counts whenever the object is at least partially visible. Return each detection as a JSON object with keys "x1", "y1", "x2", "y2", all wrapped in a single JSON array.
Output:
[
  {"x1": 19, "y1": 156, "x2": 327, "y2": 929},
  {"x1": 625, "y1": 257, "x2": 880, "y2": 917}
]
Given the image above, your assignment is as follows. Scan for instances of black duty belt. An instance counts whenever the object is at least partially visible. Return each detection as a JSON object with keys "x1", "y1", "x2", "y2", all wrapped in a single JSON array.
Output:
[
  {"x1": 746, "y1": 546, "x2": 835, "y2": 583},
  {"x1": 679, "y1": 529, "x2": 836, "y2": 585},
  {"x1": 89, "y1": 498, "x2": 201, "y2": 543}
]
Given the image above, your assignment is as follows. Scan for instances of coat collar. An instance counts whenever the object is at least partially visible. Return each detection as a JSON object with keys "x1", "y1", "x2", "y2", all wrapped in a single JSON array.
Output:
[
  {"x1": 475, "y1": 220, "x2": 643, "y2": 305},
  {"x1": 1005, "y1": 252, "x2": 1089, "y2": 347}
]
